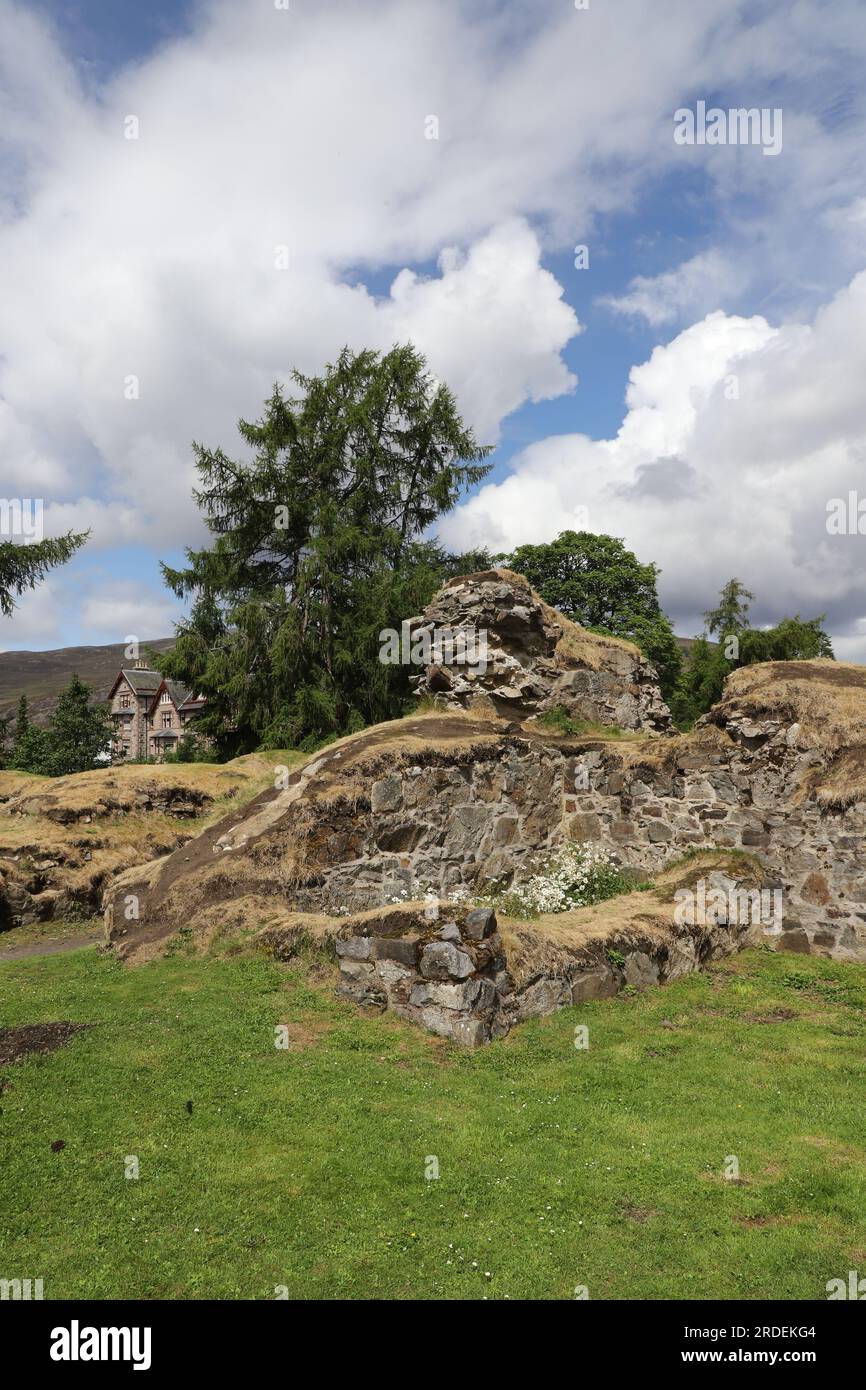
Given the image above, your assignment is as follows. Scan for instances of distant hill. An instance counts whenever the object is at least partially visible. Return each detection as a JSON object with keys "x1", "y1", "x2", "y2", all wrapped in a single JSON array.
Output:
[
  {"x1": 675, "y1": 636, "x2": 718, "y2": 657},
  {"x1": 0, "y1": 638, "x2": 175, "y2": 726},
  {"x1": 0, "y1": 631, "x2": 707, "y2": 730}
]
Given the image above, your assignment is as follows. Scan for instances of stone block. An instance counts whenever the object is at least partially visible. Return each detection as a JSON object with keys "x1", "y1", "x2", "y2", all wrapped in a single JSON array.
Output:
[
  {"x1": 623, "y1": 951, "x2": 660, "y2": 988},
  {"x1": 566, "y1": 813, "x2": 602, "y2": 842},
  {"x1": 464, "y1": 907, "x2": 497, "y2": 941},
  {"x1": 410, "y1": 979, "x2": 481, "y2": 1010},
  {"x1": 646, "y1": 819, "x2": 673, "y2": 843},
  {"x1": 372, "y1": 936, "x2": 418, "y2": 966},
  {"x1": 371, "y1": 774, "x2": 402, "y2": 813},
  {"x1": 419, "y1": 941, "x2": 474, "y2": 980},
  {"x1": 335, "y1": 936, "x2": 371, "y2": 960},
  {"x1": 570, "y1": 964, "x2": 619, "y2": 1002}
]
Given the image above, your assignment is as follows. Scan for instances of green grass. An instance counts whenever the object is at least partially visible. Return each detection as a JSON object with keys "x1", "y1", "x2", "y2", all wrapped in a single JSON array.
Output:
[
  {"x1": 535, "y1": 704, "x2": 641, "y2": 740},
  {"x1": 2, "y1": 943, "x2": 866, "y2": 1299}
]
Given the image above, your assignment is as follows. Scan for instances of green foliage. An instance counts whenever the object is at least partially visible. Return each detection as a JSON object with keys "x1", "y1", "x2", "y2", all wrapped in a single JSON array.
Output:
[
  {"x1": 9, "y1": 674, "x2": 113, "y2": 776},
  {"x1": 536, "y1": 704, "x2": 625, "y2": 738},
  {"x1": 668, "y1": 636, "x2": 730, "y2": 728},
  {"x1": 703, "y1": 577, "x2": 755, "y2": 638},
  {"x1": 14, "y1": 693, "x2": 29, "y2": 743},
  {"x1": 159, "y1": 345, "x2": 491, "y2": 751},
  {"x1": 159, "y1": 731, "x2": 219, "y2": 764},
  {"x1": 738, "y1": 615, "x2": 834, "y2": 664},
  {"x1": 671, "y1": 581, "x2": 835, "y2": 728},
  {"x1": 0, "y1": 531, "x2": 88, "y2": 617},
  {"x1": 502, "y1": 531, "x2": 682, "y2": 697}
]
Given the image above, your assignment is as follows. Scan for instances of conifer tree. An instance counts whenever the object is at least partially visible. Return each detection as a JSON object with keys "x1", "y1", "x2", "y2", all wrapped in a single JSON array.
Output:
[{"x1": 160, "y1": 345, "x2": 491, "y2": 748}]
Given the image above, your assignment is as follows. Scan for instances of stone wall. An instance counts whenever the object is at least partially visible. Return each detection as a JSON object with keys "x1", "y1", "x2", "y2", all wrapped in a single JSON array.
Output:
[
  {"x1": 289, "y1": 722, "x2": 866, "y2": 964},
  {"x1": 333, "y1": 887, "x2": 763, "y2": 1046}
]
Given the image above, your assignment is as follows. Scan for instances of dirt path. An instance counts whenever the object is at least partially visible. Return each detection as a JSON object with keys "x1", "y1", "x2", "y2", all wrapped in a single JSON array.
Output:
[{"x1": 0, "y1": 932, "x2": 100, "y2": 962}]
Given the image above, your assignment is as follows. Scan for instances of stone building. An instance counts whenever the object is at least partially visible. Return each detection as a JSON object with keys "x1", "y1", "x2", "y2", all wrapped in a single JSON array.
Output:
[{"x1": 107, "y1": 660, "x2": 207, "y2": 762}]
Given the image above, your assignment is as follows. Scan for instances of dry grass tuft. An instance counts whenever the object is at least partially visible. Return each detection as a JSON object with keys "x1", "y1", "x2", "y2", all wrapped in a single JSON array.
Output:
[{"x1": 498, "y1": 850, "x2": 765, "y2": 987}]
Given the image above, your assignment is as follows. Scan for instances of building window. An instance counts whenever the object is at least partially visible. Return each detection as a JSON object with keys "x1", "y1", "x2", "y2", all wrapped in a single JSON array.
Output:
[
  {"x1": 162, "y1": 712, "x2": 172, "y2": 728},
  {"x1": 120, "y1": 694, "x2": 131, "y2": 709},
  {"x1": 160, "y1": 691, "x2": 171, "y2": 703}
]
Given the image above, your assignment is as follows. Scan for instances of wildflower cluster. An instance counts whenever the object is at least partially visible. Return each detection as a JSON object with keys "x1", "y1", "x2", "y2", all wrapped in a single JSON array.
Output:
[{"x1": 492, "y1": 842, "x2": 636, "y2": 918}]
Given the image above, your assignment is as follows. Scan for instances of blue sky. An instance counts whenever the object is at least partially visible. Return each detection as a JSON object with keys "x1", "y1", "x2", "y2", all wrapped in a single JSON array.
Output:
[{"x1": 2, "y1": 0, "x2": 866, "y2": 656}]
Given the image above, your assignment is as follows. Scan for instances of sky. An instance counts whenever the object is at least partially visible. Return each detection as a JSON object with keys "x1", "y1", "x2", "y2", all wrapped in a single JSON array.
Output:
[{"x1": 2, "y1": 0, "x2": 866, "y2": 656}]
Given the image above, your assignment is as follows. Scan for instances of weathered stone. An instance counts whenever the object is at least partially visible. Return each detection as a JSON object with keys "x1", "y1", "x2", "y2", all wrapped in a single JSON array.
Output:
[
  {"x1": 339, "y1": 958, "x2": 375, "y2": 979},
  {"x1": 371, "y1": 774, "x2": 402, "y2": 813},
  {"x1": 418, "y1": 941, "x2": 474, "y2": 980},
  {"x1": 372, "y1": 936, "x2": 418, "y2": 966},
  {"x1": 410, "y1": 979, "x2": 480, "y2": 1009},
  {"x1": 801, "y1": 872, "x2": 831, "y2": 906},
  {"x1": 464, "y1": 907, "x2": 497, "y2": 941},
  {"x1": 451, "y1": 1017, "x2": 490, "y2": 1047},
  {"x1": 779, "y1": 927, "x2": 811, "y2": 954},
  {"x1": 410, "y1": 568, "x2": 672, "y2": 732},
  {"x1": 623, "y1": 951, "x2": 660, "y2": 989},
  {"x1": 647, "y1": 820, "x2": 673, "y2": 843},
  {"x1": 570, "y1": 964, "x2": 618, "y2": 1002},
  {"x1": 566, "y1": 813, "x2": 602, "y2": 842},
  {"x1": 376, "y1": 959, "x2": 414, "y2": 986},
  {"x1": 437, "y1": 922, "x2": 462, "y2": 942},
  {"x1": 335, "y1": 935, "x2": 371, "y2": 960},
  {"x1": 517, "y1": 976, "x2": 571, "y2": 1019}
]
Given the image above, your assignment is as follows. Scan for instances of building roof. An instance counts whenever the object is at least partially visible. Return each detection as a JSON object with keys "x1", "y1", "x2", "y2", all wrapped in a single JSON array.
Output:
[
  {"x1": 147, "y1": 677, "x2": 207, "y2": 717},
  {"x1": 107, "y1": 666, "x2": 163, "y2": 700}
]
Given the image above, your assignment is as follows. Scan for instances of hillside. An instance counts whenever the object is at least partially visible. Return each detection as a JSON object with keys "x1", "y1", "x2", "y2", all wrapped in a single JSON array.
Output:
[{"x1": 0, "y1": 637, "x2": 175, "y2": 725}]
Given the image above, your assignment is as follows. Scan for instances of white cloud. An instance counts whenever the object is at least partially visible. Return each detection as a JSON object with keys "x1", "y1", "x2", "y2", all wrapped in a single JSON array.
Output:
[
  {"x1": 600, "y1": 251, "x2": 750, "y2": 327},
  {"x1": 0, "y1": 578, "x2": 64, "y2": 651},
  {"x1": 80, "y1": 582, "x2": 181, "y2": 643},
  {"x1": 443, "y1": 272, "x2": 866, "y2": 656},
  {"x1": 1, "y1": 0, "x2": 866, "y2": 649}
]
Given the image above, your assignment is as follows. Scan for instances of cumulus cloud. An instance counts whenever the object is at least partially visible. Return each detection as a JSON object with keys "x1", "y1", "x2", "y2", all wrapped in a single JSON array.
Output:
[
  {"x1": 2, "y1": 0, "x2": 866, "y2": 647},
  {"x1": 442, "y1": 275, "x2": 866, "y2": 655}
]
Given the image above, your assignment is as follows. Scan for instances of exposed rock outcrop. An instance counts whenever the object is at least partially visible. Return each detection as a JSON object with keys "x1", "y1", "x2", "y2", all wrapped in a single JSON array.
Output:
[
  {"x1": 0, "y1": 754, "x2": 282, "y2": 931},
  {"x1": 408, "y1": 568, "x2": 672, "y2": 732}
]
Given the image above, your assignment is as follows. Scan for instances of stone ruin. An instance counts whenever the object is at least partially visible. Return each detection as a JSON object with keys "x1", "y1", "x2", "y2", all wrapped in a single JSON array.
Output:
[
  {"x1": 103, "y1": 568, "x2": 866, "y2": 1043},
  {"x1": 408, "y1": 567, "x2": 672, "y2": 732}
]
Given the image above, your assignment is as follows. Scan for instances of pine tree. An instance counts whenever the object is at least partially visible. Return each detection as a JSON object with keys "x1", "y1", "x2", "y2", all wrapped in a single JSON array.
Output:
[
  {"x1": 0, "y1": 532, "x2": 88, "y2": 616},
  {"x1": 703, "y1": 578, "x2": 755, "y2": 640},
  {"x1": 160, "y1": 345, "x2": 492, "y2": 748},
  {"x1": 10, "y1": 675, "x2": 112, "y2": 776},
  {"x1": 44, "y1": 675, "x2": 114, "y2": 775}
]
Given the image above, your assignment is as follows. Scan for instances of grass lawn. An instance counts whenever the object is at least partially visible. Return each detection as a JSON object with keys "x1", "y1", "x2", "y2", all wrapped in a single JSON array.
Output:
[{"x1": 1, "y1": 941, "x2": 865, "y2": 1300}]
